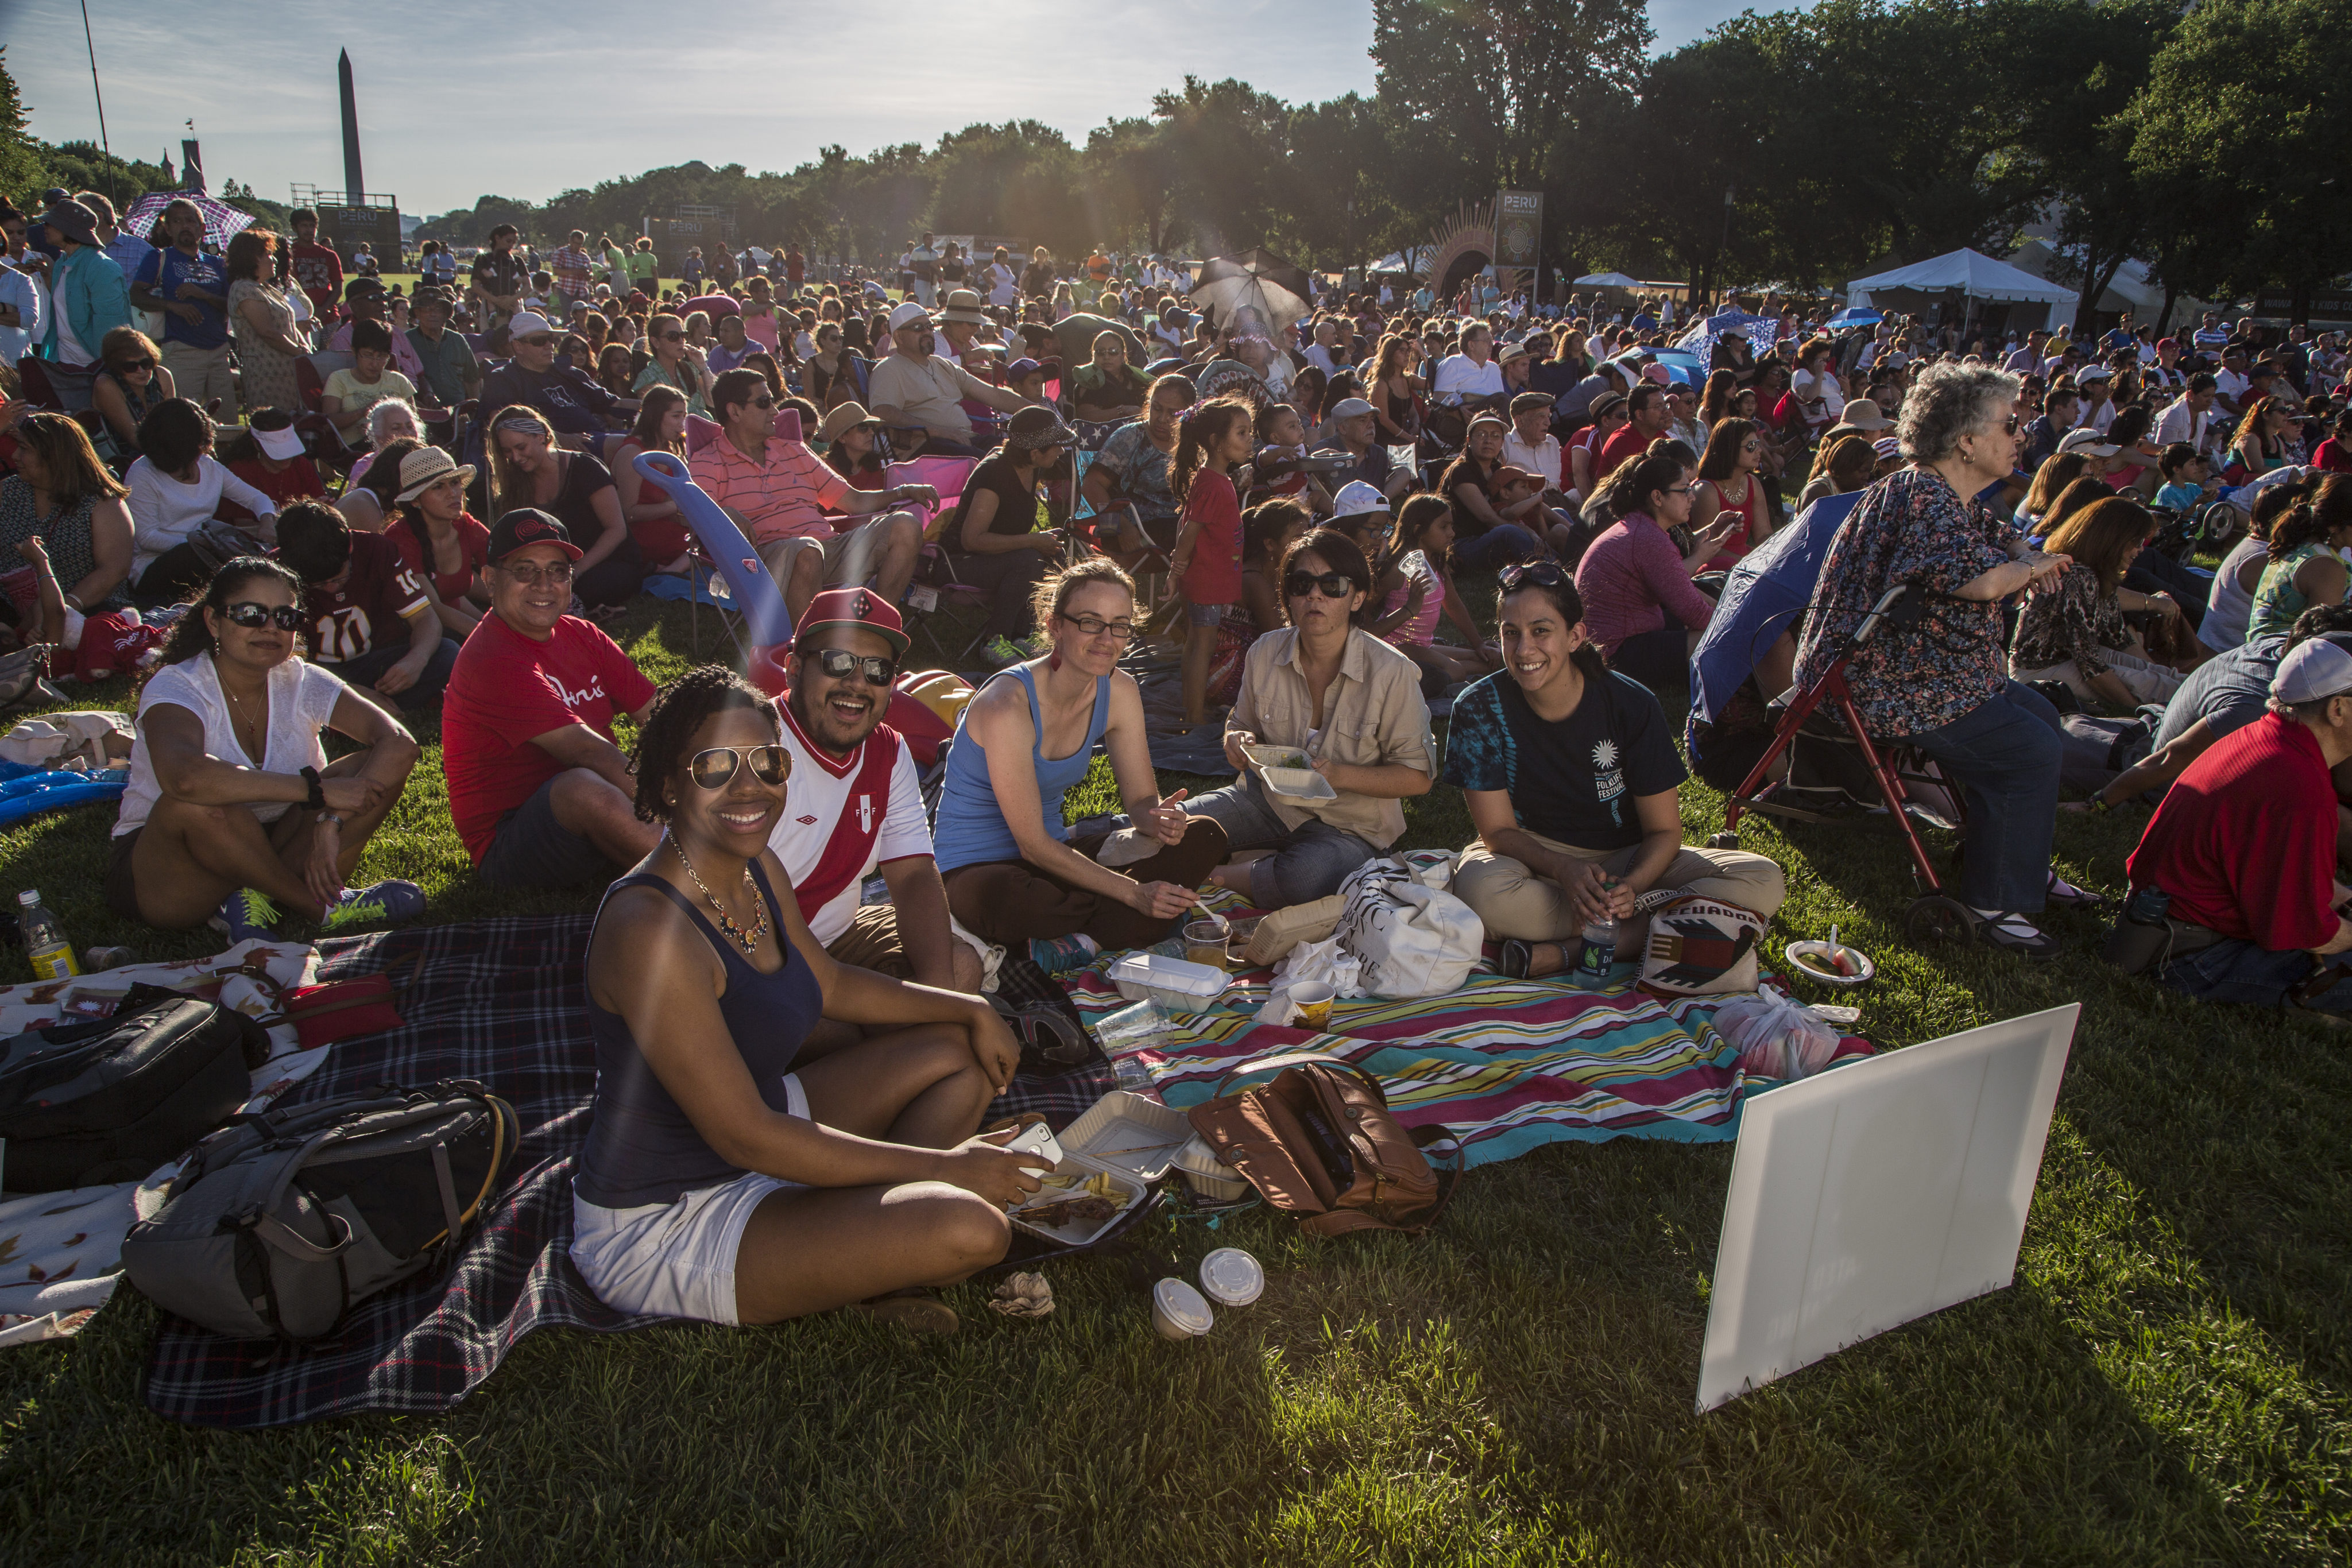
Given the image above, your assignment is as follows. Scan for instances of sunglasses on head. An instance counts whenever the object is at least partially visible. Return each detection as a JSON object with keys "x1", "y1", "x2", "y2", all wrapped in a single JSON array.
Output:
[
  {"x1": 688, "y1": 744, "x2": 791, "y2": 790},
  {"x1": 807, "y1": 648, "x2": 896, "y2": 686},
  {"x1": 1285, "y1": 570, "x2": 1354, "y2": 599},
  {"x1": 223, "y1": 601, "x2": 303, "y2": 630},
  {"x1": 1499, "y1": 559, "x2": 1569, "y2": 592}
]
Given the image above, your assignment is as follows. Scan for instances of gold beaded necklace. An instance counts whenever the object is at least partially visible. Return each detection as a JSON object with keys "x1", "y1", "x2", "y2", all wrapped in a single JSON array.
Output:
[{"x1": 670, "y1": 834, "x2": 768, "y2": 956}]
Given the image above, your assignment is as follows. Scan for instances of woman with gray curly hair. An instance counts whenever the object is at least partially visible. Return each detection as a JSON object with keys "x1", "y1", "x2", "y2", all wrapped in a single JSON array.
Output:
[{"x1": 1788, "y1": 361, "x2": 2088, "y2": 958}]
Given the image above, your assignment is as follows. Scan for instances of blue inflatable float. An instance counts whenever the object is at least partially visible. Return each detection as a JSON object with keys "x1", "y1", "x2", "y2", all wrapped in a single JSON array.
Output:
[{"x1": 0, "y1": 765, "x2": 129, "y2": 827}]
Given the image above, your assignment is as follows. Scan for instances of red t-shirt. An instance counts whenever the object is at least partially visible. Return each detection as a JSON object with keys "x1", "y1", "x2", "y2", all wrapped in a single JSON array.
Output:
[
  {"x1": 387, "y1": 511, "x2": 492, "y2": 606},
  {"x1": 442, "y1": 612, "x2": 657, "y2": 862},
  {"x1": 298, "y1": 532, "x2": 430, "y2": 664},
  {"x1": 2314, "y1": 438, "x2": 2352, "y2": 474},
  {"x1": 224, "y1": 455, "x2": 325, "y2": 518},
  {"x1": 2126, "y1": 712, "x2": 2339, "y2": 951},
  {"x1": 288, "y1": 241, "x2": 345, "y2": 317},
  {"x1": 1596, "y1": 420, "x2": 1658, "y2": 485},
  {"x1": 1179, "y1": 469, "x2": 1243, "y2": 605}
]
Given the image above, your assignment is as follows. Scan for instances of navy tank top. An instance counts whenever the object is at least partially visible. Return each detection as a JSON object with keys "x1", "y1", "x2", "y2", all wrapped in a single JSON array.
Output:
[{"x1": 575, "y1": 861, "x2": 824, "y2": 1209}]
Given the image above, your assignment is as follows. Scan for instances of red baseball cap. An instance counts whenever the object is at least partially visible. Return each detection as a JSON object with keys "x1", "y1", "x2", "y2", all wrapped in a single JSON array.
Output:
[{"x1": 793, "y1": 587, "x2": 910, "y2": 658}]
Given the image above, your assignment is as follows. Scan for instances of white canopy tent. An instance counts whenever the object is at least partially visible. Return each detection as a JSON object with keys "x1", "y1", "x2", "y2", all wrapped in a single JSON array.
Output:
[
  {"x1": 1845, "y1": 248, "x2": 2078, "y2": 333},
  {"x1": 1574, "y1": 271, "x2": 1644, "y2": 289}
]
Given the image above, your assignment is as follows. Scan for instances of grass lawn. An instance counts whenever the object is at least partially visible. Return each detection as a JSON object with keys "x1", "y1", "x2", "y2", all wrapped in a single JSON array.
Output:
[{"x1": 1, "y1": 586, "x2": 2346, "y2": 1566}]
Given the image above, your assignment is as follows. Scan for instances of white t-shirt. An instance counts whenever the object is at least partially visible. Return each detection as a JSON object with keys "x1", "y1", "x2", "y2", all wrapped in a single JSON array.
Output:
[
  {"x1": 117, "y1": 655, "x2": 347, "y2": 835},
  {"x1": 763, "y1": 707, "x2": 932, "y2": 946},
  {"x1": 987, "y1": 262, "x2": 1019, "y2": 308},
  {"x1": 1502, "y1": 430, "x2": 1563, "y2": 490},
  {"x1": 1432, "y1": 354, "x2": 1504, "y2": 399}
]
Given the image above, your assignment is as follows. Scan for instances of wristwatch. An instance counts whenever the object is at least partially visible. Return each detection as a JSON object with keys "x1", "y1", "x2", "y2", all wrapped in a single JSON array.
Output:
[{"x1": 300, "y1": 765, "x2": 326, "y2": 811}]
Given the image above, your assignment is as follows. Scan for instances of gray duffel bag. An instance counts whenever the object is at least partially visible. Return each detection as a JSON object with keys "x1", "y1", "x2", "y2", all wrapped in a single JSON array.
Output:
[{"x1": 122, "y1": 1080, "x2": 518, "y2": 1342}]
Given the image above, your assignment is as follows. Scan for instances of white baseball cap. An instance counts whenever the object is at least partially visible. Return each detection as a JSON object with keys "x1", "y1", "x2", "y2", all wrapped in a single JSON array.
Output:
[
  {"x1": 1332, "y1": 481, "x2": 1391, "y2": 520},
  {"x1": 887, "y1": 301, "x2": 930, "y2": 332},
  {"x1": 506, "y1": 311, "x2": 558, "y2": 339},
  {"x1": 2271, "y1": 637, "x2": 2352, "y2": 704}
]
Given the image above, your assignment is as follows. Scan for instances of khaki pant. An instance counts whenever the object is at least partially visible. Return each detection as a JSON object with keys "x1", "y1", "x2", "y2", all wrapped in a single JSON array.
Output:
[
  {"x1": 2010, "y1": 649, "x2": 2183, "y2": 708},
  {"x1": 163, "y1": 339, "x2": 237, "y2": 409},
  {"x1": 1451, "y1": 830, "x2": 1786, "y2": 942}
]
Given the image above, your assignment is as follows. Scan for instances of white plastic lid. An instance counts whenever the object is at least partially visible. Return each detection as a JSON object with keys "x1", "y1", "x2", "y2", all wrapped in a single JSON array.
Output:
[
  {"x1": 1198, "y1": 1247, "x2": 1264, "y2": 1307},
  {"x1": 1152, "y1": 1277, "x2": 1214, "y2": 1336}
]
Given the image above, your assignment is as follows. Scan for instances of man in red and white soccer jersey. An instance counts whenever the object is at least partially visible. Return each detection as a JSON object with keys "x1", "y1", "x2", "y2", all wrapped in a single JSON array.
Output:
[{"x1": 768, "y1": 589, "x2": 981, "y2": 1033}]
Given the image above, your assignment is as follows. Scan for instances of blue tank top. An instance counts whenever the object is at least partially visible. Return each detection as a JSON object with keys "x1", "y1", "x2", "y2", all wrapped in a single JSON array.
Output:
[
  {"x1": 931, "y1": 665, "x2": 1110, "y2": 874},
  {"x1": 574, "y1": 861, "x2": 824, "y2": 1209}
]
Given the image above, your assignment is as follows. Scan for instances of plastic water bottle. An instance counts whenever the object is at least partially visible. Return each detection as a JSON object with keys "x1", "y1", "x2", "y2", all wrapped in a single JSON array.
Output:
[
  {"x1": 1576, "y1": 889, "x2": 1618, "y2": 985},
  {"x1": 19, "y1": 889, "x2": 79, "y2": 980}
]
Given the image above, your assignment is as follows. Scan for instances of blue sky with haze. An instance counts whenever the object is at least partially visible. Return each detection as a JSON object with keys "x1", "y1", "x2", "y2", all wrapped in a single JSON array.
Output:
[{"x1": 6, "y1": 0, "x2": 1775, "y2": 217}]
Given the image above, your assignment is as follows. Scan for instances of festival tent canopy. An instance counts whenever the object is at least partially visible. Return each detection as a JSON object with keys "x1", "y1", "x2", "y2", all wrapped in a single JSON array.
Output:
[
  {"x1": 1574, "y1": 271, "x2": 1644, "y2": 289},
  {"x1": 1844, "y1": 248, "x2": 2076, "y2": 332}
]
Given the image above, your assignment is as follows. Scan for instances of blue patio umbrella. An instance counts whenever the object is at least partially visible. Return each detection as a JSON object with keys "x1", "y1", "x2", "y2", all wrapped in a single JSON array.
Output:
[
  {"x1": 1827, "y1": 307, "x2": 1885, "y2": 328},
  {"x1": 1689, "y1": 489, "x2": 1867, "y2": 722}
]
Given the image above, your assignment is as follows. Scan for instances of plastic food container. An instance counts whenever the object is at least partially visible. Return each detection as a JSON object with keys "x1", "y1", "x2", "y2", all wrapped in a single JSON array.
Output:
[
  {"x1": 1173, "y1": 1132, "x2": 1251, "y2": 1202},
  {"x1": 1784, "y1": 939, "x2": 1875, "y2": 988},
  {"x1": 1151, "y1": 1277, "x2": 1214, "y2": 1339},
  {"x1": 1109, "y1": 952, "x2": 1229, "y2": 1012},
  {"x1": 1006, "y1": 1154, "x2": 1146, "y2": 1249},
  {"x1": 1058, "y1": 1091, "x2": 1194, "y2": 1183},
  {"x1": 1242, "y1": 742, "x2": 1339, "y2": 802},
  {"x1": 1198, "y1": 1247, "x2": 1264, "y2": 1307}
]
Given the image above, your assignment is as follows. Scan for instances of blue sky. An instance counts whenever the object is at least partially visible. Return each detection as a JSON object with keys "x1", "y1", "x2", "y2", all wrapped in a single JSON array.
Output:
[{"x1": 7, "y1": 0, "x2": 1773, "y2": 217}]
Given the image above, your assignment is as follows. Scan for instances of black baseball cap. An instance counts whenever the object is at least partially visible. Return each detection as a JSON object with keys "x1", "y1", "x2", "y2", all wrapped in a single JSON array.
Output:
[{"x1": 488, "y1": 509, "x2": 582, "y2": 563}]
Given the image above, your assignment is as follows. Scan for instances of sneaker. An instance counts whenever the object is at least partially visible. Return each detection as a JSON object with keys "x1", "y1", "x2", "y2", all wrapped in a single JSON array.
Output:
[
  {"x1": 982, "y1": 635, "x2": 1030, "y2": 668},
  {"x1": 320, "y1": 880, "x2": 428, "y2": 932},
  {"x1": 207, "y1": 888, "x2": 281, "y2": 944},
  {"x1": 1028, "y1": 932, "x2": 1101, "y2": 974}
]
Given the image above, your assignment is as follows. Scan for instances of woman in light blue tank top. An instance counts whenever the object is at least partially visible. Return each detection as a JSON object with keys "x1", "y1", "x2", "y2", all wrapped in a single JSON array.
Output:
[{"x1": 935, "y1": 560, "x2": 1231, "y2": 955}]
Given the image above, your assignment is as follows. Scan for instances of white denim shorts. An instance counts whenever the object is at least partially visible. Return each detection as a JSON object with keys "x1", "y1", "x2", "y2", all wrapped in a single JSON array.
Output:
[{"x1": 570, "y1": 1073, "x2": 807, "y2": 1325}]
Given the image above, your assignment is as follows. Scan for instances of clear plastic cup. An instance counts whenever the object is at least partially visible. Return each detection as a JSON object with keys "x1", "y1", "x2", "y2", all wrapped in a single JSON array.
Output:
[{"x1": 1183, "y1": 919, "x2": 1231, "y2": 970}]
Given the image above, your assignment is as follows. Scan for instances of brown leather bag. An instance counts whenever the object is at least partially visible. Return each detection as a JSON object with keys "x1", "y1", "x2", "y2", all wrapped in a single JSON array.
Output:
[{"x1": 1183, "y1": 1054, "x2": 1461, "y2": 1238}]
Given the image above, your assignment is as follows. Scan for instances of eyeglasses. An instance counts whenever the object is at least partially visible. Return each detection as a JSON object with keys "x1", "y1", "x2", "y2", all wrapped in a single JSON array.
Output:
[
  {"x1": 1284, "y1": 570, "x2": 1355, "y2": 599},
  {"x1": 656, "y1": 330, "x2": 684, "y2": 342},
  {"x1": 222, "y1": 602, "x2": 304, "y2": 630},
  {"x1": 518, "y1": 335, "x2": 555, "y2": 348},
  {"x1": 748, "y1": 396, "x2": 776, "y2": 409},
  {"x1": 1499, "y1": 559, "x2": 1569, "y2": 591},
  {"x1": 808, "y1": 648, "x2": 896, "y2": 686},
  {"x1": 500, "y1": 560, "x2": 575, "y2": 584},
  {"x1": 1058, "y1": 612, "x2": 1136, "y2": 641},
  {"x1": 688, "y1": 745, "x2": 791, "y2": 790}
]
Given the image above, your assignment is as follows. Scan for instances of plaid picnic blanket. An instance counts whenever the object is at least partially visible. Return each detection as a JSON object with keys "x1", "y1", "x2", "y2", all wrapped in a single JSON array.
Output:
[
  {"x1": 1065, "y1": 953, "x2": 1777, "y2": 1167},
  {"x1": 144, "y1": 914, "x2": 1111, "y2": 1429}
]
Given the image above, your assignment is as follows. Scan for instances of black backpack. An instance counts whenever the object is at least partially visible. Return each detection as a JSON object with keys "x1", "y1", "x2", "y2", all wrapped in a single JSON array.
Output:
[
  {"x1": 123, "y1": 1081, "x2": 519, "y2": 1342},
  {"x1": 0, "y1": 994, "x2": 269, "y2": 1192}
]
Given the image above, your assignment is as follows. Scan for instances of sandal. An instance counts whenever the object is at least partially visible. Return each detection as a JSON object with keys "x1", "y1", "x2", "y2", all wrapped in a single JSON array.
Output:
[
  {"x1": 989, "y1": 996, "x2": 1094, "y2": 1070},
  {"x1": 1499, "y1": 939, "x2": 1533, "y2": 979},
  {"x1": 1973, "y1": 908, "x2": 2061, "y2": 960},
  {"x1": 2045, "y1": 870, "x2": 2107, "y2": 911},
  {"x1": 851, "y1": 1287, "x2": 959, "y2": 1335}
]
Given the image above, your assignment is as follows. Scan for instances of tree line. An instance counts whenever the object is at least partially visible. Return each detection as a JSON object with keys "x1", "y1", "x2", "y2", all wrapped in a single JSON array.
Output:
[{"x1": 7, "y1": 0, "x2": 2346, "y2": 328}]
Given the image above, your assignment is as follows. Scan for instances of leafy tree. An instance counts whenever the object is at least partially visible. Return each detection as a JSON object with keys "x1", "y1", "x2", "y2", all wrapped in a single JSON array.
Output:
[
  {"x1": 2125, "y1": 0, "x2": 2352, "y2": 323},
  {"x1": 0, "y1": 49, "x2": 49, "y2": 209},
  {"x1": 1148, "y1": 77, "x2": 1294, "y2": 255}
]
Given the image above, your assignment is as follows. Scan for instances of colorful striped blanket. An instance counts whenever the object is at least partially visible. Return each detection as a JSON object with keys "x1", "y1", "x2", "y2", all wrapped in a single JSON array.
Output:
[{"x1": 1065, "y1": 954, "x2": 1761, "y2": 1169}]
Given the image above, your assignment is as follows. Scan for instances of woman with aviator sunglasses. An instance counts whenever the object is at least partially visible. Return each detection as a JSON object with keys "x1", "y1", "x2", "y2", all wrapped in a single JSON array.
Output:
[
  {"x1": 1187, "y1": 529, "x2": 1434, "y2": 909},
  {"x1": 91, "y1": 326, "x2": 175, "y2": 462},
  {"x1": 575, "y1": 665, "x2": 1040, "y2": 1334},
  {"x1": 107, "y1": 557, "x2": 424, "y2": 942}
]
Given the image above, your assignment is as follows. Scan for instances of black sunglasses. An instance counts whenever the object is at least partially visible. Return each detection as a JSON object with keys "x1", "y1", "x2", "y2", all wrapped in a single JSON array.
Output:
[
  {"x1": 1284, "y1": 570, "x2": 1355, "y2": 599},
  {"x1": 656, "y1": 330, "x2": 684, "y2": 342},
  {"x1": 808, "y1": 648, "x2": 896, "y2": 686},
  {"x1": 688, "y1": 745, "x2": 791, "y2": 790},
  {"x1": 748, "y1": 395, "x2": 776, "y2": 409},
  {"x1": 222, "y1": 601, "x2": 303, "y2": 630},
  {"x1": 1499, "y1": 559, "x2": 1569, "y2": 592},
  {"x1": 518, "y1": 334, "x2": 555, "y2": 347}
]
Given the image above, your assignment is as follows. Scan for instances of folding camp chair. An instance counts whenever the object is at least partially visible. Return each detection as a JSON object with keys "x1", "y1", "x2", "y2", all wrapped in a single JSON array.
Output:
[{"x1": 1708, "y1": 585, "x2": 1975, "y2": 944}]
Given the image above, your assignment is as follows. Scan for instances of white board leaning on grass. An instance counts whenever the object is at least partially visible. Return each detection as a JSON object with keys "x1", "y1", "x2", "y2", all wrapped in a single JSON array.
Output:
[{"x1": 1696, "y1": 1004, "x2": 2079, "y2": 1413}]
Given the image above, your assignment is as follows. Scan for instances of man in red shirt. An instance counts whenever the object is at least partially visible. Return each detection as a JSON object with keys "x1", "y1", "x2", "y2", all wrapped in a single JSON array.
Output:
[
  {"x1": 273, "y1": 501, "x2": 454, "y2": 710},
  {"x1": 1597, "y1": 381, "x2": 1672, "y2": 480},
  {"x1": 442, "y1": 510, "x2": 660, "y2": 889},
  {"x1": 287, "y1": 208, "x2": 344, "y2": 325},
  {"x1": 2123, "y1": 634, "x2": 2352, "y2": 1017},
  {"x1": 689, "y1": 367, "x2": 931, "y2": 626}
]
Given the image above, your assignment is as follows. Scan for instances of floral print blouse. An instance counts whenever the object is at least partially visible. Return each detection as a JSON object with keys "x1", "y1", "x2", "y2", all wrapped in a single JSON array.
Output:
[
  {"x1": 1789, "y1": 467, "x2": 2014, "y2": 737},
  {"x1": 2010, "y1": 562, "x2": 2126, "y2": 677}
]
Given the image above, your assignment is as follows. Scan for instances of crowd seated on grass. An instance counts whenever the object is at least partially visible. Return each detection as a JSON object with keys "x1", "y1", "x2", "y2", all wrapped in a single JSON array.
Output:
[{"x1": 107, "y1": 555, "x2": 423, "y2": 942}]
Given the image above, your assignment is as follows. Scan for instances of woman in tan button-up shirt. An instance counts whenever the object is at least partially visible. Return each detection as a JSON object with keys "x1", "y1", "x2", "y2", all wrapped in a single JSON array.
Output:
[{"x1": 1185, "y1": 529, "x2": 1434, "y2": 909}]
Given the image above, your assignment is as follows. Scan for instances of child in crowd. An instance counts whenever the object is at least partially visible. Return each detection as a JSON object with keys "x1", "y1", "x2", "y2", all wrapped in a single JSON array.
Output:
[
  {"x1": 1169, "y1": 395, "x2": 1256, "y2": 727},
  {"x1": 1373, "y1": 492, "x2": 1499, "y2": 692},
  {"x1": 321, "y1": 322, "x2": 418, "y2": 442},
  {"x1": 2154, "y1": 443, "x2": 2215, "y2": 513},
  {"x1": 1211, "y1": 497, "x2": 1310, "y2": 707}
]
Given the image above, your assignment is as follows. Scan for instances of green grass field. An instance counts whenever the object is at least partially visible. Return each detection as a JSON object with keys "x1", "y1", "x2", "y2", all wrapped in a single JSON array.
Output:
[{"x1": 0, "y1": 587, "x2": 2346, "y2": 1566}]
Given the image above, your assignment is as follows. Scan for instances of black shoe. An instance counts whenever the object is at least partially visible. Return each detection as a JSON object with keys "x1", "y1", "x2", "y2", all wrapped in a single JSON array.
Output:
[{"x1": 1975, "y1": 909, "x2": 2061, "y2": 959}]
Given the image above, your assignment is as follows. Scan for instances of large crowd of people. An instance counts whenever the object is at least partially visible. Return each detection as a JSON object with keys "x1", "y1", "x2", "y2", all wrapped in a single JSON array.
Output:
[{"x1": 7, "y1": 187, "x2": 2352, "y2": 1329}]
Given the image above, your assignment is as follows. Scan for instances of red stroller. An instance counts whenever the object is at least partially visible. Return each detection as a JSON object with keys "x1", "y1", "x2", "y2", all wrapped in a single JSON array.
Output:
[{"x1": 1706, "y1": 586, "x2": 1979, "y2": 943}]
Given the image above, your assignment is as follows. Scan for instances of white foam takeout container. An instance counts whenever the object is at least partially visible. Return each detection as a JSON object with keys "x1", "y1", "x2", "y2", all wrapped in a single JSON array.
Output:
[
  {"x1": 1108, "y1": 952, "x2": 1229, "y2": 1012},
  {"x1": 1006, "y1": 1091, "x2": 1190, "y2": 1248},
  {"x1": 1241, "y1": 742, "x2": 1339, "y2": 802}
]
